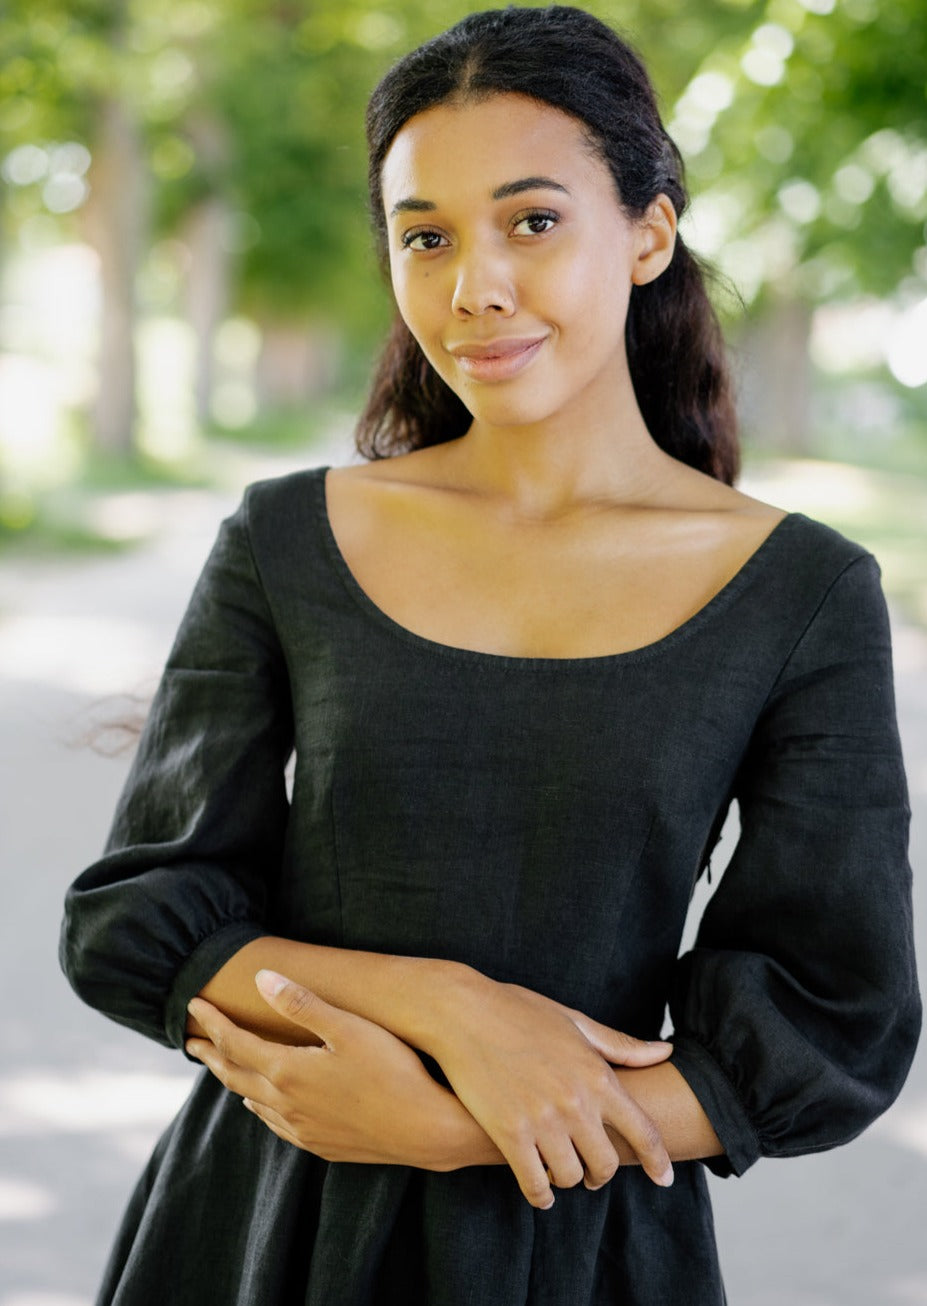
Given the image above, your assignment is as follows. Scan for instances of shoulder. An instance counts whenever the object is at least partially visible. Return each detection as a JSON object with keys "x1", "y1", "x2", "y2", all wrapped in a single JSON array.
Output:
[
  {"x1": 698, "y1": 462, "x2": 874, "y2": 590},
  {"x1": 241, "y1": 464, "x2": 329, "y2": 523},
  {"x1": 191, "y1": 467, "x2": 333, "y2": 613},
  {"x1": 658, "y1": 463, "x2": 876, "y2": 618},
  {"x1": 751, "y1": 516, "x2": 894, "y2": 705},
  {"x1": 775, "y1": 511, "x2": 873, "y2": 580},
  {"x1": 745, "y1": 512, "x2": 883, "y2": 655},
  {"x1": 228, "y1": 465, "x2": 331, "y2": 567},
  {"x1": 239, "y1": 457, "x2": 440, "y2": 535}
]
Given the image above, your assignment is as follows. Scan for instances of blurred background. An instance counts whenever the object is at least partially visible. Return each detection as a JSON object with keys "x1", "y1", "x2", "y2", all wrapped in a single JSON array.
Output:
[
  {"x1": 0, "y1": 1, "x2": 925, "y2": 1304},
  {"x1": 1, "y1": 0, "x2": 926, "y2": 582}
]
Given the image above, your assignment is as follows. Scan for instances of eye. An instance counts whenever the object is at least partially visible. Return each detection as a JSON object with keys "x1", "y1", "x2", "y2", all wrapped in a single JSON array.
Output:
[
  {"x1": 401, "y1": 228, "x2": 448, "y2": 251},
  {"x1": 511, "y1": 209, "x2": 559, "y2": 237}
]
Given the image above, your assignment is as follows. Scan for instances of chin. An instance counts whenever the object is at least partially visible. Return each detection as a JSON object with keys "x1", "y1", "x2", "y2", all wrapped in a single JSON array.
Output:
[
  {"x1": 467, "y1": 404, "x2": 556, "y2": 432},
  {"x1": 453, "y1": 385, "x2": 562, "y2": 431}
]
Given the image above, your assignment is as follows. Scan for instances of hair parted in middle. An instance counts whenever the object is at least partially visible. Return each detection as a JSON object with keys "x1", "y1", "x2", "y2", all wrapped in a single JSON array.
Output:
[{"x1": 356, "y1": 4, "x2": 739, "y2": 485}]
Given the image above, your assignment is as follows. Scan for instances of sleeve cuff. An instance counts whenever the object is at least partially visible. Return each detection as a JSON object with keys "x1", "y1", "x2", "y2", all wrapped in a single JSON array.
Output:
[
  {"x1": 670, "y1": 1035, "x2": 763, "y2": 1178},
  {"x1": 164, "y1": 921, "x2": 267, "y2": 1052}
]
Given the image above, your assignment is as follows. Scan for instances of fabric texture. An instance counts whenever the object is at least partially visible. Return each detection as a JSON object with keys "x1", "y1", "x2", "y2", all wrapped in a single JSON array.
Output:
[{"x1": 60, "y1": 466, "x2": 920, "y2": 1305}]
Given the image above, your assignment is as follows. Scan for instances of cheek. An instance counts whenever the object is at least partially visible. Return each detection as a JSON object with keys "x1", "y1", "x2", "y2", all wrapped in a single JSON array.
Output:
[
  {"x1": 545, "y1": 248, "x2": 628, "y2": 349},
  {"x1": 391, "y1": 265, "x2": 438, "y2": 337}
]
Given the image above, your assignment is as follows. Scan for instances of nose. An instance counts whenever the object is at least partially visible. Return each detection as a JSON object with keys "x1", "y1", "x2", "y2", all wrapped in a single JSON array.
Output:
[{"x1": 450, "y1": 246, "x2": 516, "y2": 318}]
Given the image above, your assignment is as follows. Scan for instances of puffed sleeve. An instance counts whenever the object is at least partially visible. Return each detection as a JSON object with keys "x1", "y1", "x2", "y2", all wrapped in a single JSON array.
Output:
[
  {"x1": 59, "y1": 491, "x2": 293, "y2": 1051},
  {"x1": 670, "y1": 553, "x2": 921, "y2": 1177}
]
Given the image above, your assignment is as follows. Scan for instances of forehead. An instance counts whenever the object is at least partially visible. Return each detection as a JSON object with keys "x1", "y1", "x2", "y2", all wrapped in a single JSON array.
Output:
[{"x1": 380, "y1": 93, "x2": 605, "y2": 207}]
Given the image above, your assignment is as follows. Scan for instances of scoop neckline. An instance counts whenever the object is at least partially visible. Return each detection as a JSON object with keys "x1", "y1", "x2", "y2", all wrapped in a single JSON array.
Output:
[{"x1": 313, "y1": 465, "x2": 799, "y2": 670}]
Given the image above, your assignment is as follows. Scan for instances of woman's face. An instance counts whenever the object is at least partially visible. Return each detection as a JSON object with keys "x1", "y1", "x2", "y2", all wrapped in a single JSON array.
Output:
[{"x1": 379, "y1": 92, "x2": 674, "y2": 433}]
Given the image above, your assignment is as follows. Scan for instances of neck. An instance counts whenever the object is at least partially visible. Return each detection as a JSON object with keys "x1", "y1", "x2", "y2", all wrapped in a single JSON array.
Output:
[{"x1": 452, "y1": 396, "x2": 680, "y2": 521}]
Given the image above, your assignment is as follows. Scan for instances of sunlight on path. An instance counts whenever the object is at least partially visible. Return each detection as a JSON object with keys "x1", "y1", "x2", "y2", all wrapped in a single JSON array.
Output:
[
  {"x1": 0, "y1": 1070, "x2": 194, "y2": 1137},
  {"x1": 873, "y1": 1096, "x2": 927, "y2": 1163},
  {"x1": 0, "y1": 613, "x2": 164, "y2": 696},
  {"x1": 0, "y1": 1295, "x2": 91, "y2": 1306}
]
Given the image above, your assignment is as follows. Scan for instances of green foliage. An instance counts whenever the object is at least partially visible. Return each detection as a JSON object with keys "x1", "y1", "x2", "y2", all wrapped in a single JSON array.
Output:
[
  {"x1": 657, "y1": 0, "x2": 927, "y2": 305},
  {"x1": 2, "y1": 0, "x2": 926, "y2": 328}
]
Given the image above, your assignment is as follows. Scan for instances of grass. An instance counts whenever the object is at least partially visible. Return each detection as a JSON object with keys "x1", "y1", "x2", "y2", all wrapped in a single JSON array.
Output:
[
  {"x1": 0, "y1": 512, "x2": 134, "y2": 557},
  {"x1": 0, "y1": 447, "x2": 210, "y2": 555}
]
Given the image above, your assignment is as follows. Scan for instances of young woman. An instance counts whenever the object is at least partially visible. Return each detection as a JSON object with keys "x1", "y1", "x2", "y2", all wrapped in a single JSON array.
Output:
[{"x1": 61, "y1": 7, "x2": 920, "y2": 1303}]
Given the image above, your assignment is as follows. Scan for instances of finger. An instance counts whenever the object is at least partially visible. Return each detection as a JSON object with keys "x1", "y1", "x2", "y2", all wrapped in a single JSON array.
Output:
[
  {"x1": 254, "y1": 971, "x2": 346, "y2": 1045},
  {"x1": 243, "y1": 1098, "x2": 301, "y2": 1145},
  {"x1": 570, "y1": 1124, "x2": 621, "y2": 1190},
  {"x1": 242, "y1": 1098, "x2": 303, "y2": 1150},
  {"x1": 187, "y1": 997, "x2": 282, "y2": 1076},
  {"x1": 605, "y1": 1084, "x2": 674, "y2": 1188},
  {"x1": 501, "y1": 1137, "x2": 556, "y2": 1210},
  {"x1": 573, "y1": 1017, "x2": 673, "y2": 1068},
  {"x1": 186, "y1": 1035, "x2": 271, "y2": 1103},
  {"x1": 536, "y1": 1136, "x2": 586, "y2": 1190}
]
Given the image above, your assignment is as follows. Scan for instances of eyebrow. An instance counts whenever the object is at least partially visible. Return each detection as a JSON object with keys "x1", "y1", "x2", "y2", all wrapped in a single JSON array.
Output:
[{"x1": 389, "y1": 175, "x2": 571, "y2": 217}]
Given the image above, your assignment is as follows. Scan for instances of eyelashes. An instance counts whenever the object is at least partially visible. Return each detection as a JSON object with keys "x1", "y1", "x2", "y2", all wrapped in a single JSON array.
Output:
[
  {"x1": 401, "y1": 228, "x2": 447, "y2": 251},
  {"x1": 400, "y1": 208, "x2": 561, "y2": 251},
  {"x1": 511, "y1": 209, "x2": 559, "y2": 237}
]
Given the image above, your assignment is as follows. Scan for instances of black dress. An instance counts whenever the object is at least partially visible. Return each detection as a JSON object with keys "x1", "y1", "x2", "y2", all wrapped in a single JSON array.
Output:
[{"x1": 60, "y1": 467, "x2": 920, "y2": 1305}]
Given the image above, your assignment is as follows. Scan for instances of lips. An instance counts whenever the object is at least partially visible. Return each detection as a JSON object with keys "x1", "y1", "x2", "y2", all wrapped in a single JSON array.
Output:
[{"x1": 446, "y1": 336, "x2": 546, "y2": 381}]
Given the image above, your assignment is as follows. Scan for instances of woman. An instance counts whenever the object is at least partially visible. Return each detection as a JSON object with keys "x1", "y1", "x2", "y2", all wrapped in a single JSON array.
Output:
[{"x1": 61, "y1": 7, "x2": 920, "y2": 1304}]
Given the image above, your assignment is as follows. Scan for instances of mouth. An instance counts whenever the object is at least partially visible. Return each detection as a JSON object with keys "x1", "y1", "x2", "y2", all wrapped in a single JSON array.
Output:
[{"x1": 446, "y1": 336, "x2": 546, "y2": 382}]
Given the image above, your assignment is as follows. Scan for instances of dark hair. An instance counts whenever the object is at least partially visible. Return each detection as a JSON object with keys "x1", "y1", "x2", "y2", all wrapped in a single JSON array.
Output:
[{"x1": 356, "y1": 4, "x2": 739, "y2": 485}]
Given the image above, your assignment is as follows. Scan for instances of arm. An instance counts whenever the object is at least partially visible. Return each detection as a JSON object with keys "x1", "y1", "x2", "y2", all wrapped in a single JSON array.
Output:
[
  {"x1": 188, "y1": 970, "x2": 721, "y2": 1180},
  {"x1": 59, "y1": 496, "x2": 291, "y2": 1049},
  {"x1": 669, "y1": 554, "x2": 920, "y2": 1177},
  {"x1": 189, "y1": 957, "x2": 721, "y2": 1205},
  {"x1": 189, "y1": 976, "x2": 505, "y2": 1174},
  {"x1": 610, "y1": 1063, "x2": 722, "y2": 1166}
]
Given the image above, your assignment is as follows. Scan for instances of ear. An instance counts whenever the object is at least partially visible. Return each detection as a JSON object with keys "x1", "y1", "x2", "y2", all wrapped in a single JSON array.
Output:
[{"x1": 631, "y1": 194, "x2": 677, "y2": 286}]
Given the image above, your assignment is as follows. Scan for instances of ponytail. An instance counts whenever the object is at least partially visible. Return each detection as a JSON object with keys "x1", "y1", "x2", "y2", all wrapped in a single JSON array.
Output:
[{"x1": 626, "y1": 241, "x2": 739, "y2": 484}]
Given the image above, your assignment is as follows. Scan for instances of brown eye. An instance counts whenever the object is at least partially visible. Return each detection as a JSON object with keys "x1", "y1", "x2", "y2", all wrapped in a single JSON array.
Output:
[
  {"x1": 402, "y1": 229, "x2": 447, "y2": 251},
  {"x1": 512, "y1": 210, "x2": 559, "y2": 237}
]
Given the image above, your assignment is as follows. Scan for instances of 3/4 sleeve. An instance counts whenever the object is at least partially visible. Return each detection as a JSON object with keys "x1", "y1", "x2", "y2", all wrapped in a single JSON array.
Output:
[
  {"x1": 670, "y1": 553, "x2": 921, "y2": 1177},
  {"x1": 60, "y1": 492, "x2": 293, "y2": 1051}
]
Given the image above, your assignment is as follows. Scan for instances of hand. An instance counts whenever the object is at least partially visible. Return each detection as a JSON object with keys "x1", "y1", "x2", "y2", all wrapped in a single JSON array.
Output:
[
  {"x1": 186, "y1": 971, "x2": 501, "y2": 1171},
  {"x1": 424, "y1": 976, "x2": 675, "y2": 1209}
]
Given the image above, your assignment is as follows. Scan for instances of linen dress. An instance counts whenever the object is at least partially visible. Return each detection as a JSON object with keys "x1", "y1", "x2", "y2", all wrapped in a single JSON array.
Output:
[{"x1": 61, "y1": 466, "x2": 920, "y2": 1306}]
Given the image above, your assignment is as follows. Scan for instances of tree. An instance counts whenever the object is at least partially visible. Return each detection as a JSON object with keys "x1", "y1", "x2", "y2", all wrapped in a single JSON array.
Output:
[
  {"x1": 3, "y1": 0, "x2": 924, "y2": 455},
  {"x1": 1, "y1": 0, "x2": 151, "y2": 455},
  {"x1": 652, "y1": 0, "x2": 927, "y2": 447}
]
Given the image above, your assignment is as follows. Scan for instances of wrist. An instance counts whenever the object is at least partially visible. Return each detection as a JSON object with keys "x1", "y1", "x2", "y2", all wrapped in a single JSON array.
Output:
[
  {"x1": 424, "y1": 1089, "x2": 505, "y2": 1172},
  {"x1": 389, "y1": 956, "x2": 485, "y2": 1055}
]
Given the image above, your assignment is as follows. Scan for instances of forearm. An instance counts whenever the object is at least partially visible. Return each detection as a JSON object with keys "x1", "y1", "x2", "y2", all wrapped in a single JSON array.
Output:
[
  {"x1": 320, "y1": 1062, "x2": 723, "y2": 1174},
  {"x1": 609, "y1": 1063, "x2": 723, "y2": 1165},
  {"x1": 191, "y1": 940, "x2": 723, "y2": 1175},
  {"x1": 189, "y1": 935, "x2": 462, "y2": 1046}
]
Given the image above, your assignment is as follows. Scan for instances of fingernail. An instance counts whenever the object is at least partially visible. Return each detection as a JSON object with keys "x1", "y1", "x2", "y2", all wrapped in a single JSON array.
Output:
[
  {"x1": 542, "y1": 1196, "x2": 555, "y2": 1210},
  {"x1": 185, "y1": 1041, "x2": 200, "y2": 1059},
  {"x1": 187, "y1": 999, "x2": 202, "y2": 1017},
  {"x1": 658, "y1": 1166, "x2": 674, "y2": 1188},
  {"x1": 645, "y1": 1039, "x2": 673, "y2": 1048},
  {"x1": 256, "y1": 969, "x2": 288, "y2": 997}
]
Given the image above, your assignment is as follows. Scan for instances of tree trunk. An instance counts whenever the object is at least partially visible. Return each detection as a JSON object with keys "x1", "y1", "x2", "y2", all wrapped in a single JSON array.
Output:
[
  {"x1": 184, "y1": 196, "x2": 231, "y2": 425},
  {"x1": 735, "y1": 298, "x2": 814, "y2": 454},
  {"x1": 182, "y1": 113, "x2": 232, "y2": 426},
  {"x1": 255, "y1": 321, "x2": 342, "y2": 411},
  {"x1": 84, "y1": 95, "x2": 147, "y2": 456}
]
